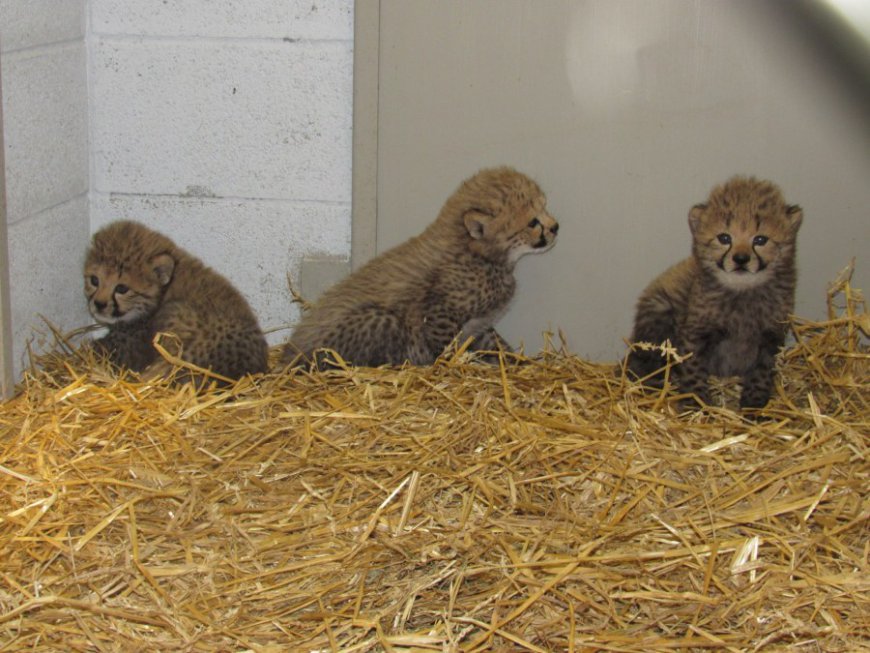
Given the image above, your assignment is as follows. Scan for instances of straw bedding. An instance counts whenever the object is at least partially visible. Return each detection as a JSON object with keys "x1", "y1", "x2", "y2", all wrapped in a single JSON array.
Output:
[{"x1": 1, "y1": 269, "x2": 867, "y2": 652}]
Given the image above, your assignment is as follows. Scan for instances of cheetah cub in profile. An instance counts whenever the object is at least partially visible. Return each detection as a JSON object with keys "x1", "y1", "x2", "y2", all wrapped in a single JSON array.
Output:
[
  {"x1": 626, "y1": 176, "x2": 802, "y2": 410},
  {"x1": 282, "y1": 167, "x2": 559, "y2": 367},
  {"x1": 84, "y1": 221, "x2": 268, "y2": 384}
]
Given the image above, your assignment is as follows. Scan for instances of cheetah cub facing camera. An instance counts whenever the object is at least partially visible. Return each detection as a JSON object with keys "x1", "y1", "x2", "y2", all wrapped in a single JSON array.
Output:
[
  {"x1": 282, "y1": 167, "x2": 559, "y2": 367},
  {"x1": 84, "y1": 221, "x2": 268, "y2": 384},
  {"x1": 626, "y1": 176, "x2": 802, "y2": 410}
]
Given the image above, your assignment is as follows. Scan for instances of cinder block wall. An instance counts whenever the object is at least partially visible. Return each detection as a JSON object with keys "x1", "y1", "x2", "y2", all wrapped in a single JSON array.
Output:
[
  {"x1": 1, "y1": 1, "x2": 354, "y2": 379},
  {"x1": 88, "y1": 0, "x2": 354, "y2": 344},
  {"x1": 0, "y1": 0, "x2": 91, "y2": 377}
]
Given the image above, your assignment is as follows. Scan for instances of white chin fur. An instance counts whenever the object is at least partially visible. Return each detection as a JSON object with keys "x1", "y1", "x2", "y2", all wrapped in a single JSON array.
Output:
[
  {"x1": 91, "y1": 308, "x2": 141, "y2": 325},
  {"x1": 714, "y1": 267, "x2": 772, "y2": 290},
  {"x1": 510, "y1": 240, "x2": 554, "y2": 264},
  {"x1": 91, "y1": 312, "x2": 117, "y2": 326}
]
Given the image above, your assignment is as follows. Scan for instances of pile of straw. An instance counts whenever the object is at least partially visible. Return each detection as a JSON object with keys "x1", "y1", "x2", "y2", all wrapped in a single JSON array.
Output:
[{"x1": 1, "y1": 269, "x2": 867, "y2": 652}]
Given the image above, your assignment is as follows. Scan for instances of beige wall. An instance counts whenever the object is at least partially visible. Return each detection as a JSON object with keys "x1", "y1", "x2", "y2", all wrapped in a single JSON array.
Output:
[
  {"x1": 362, "y1": 0, "x2": 869, "y2": 360},
  {"x1": 0, "y1": 59, "x2": 13, "y2": 396}
]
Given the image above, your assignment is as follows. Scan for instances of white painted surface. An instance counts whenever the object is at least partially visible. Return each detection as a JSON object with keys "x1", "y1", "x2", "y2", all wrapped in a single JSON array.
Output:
[
  {"x1": 0, "y1": 60, "x2": 13, "y2": 396},
  {"x1": 1, "y1": 0, "x2": 90, "y2": 378},
  {"x1": 91, "y1": 1, "x2": 352, "y2": 40},
  {"x1": 2, "y1": 43, "x2": 88, "y2": 222},
  {"x1": 0, "y1": 0, "x2": 86, "y2": 51},
  {"x1": 90, "y1": 39, "x2": 352, "y2": 203},
  {"x1": 7, "y1": 195, "x2": 90, "y2": 365},
  {"x1": 373, "y1": 0, "x2": 870, "y2": 359}
]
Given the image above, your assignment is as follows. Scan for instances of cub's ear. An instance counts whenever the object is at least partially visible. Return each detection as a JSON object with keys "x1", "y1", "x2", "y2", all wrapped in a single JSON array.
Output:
[
  {"x1": 688, "y1": 203, "x2": 707, "y2": 235},
  {"x1": 785, "y1": 204, "x2": 803, "y2": 234},
  {"x1": 463, "y1": 210, "x2": 492, "y2": 240},
  {"x1": 150, "y1": 253, "x2": 176, "y2": 287}
]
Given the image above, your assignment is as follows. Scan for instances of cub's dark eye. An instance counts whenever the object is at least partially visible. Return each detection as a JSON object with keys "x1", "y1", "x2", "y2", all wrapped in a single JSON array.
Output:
[
  {"x1": 88, "y1": 275, "x2": 99, "y2": 287},
  {"x1": 753, "y1": 235, "x2": 769, "y2": 246},
  {"x1": 114, "y1": 284, "x2": 129, "y2": 295},
  {"x1": 716, "y1": 233, "x2": 732, "y2": 245},
  {"x1": 528, "y1": 217, "x2": 541, "y2": 229}
]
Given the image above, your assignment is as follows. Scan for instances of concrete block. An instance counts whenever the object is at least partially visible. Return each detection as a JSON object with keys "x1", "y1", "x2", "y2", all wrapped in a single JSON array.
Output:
[
  {"x1": 7, "y1": 195, "x2": 91, "y2": 379},
  {"x1": 2, "y1": 42, "x2": 89, "y2": 223},
  {"x1": 91, "y1": 0, "x2": 353, "y2": 41},
  {"x1": 0, "y1": 0, "x2": 85, "y2": 53},
  {"x1": 298, "y1": 255, "x2": 350, "y2": 303},
  {"x1": 91, "y1": 38, "x2": 352, "y2": 203},
  {"x1": 90, "y1": 193, "x2": 351, "y2": 343}
]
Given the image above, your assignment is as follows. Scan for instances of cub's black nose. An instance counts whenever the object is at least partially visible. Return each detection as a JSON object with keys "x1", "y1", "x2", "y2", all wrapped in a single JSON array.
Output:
[
  {"x1": 732, "y1": 253, "x2": 750, "y2": 266},
  {"x1": 551, "y1": 222, "x2": 559, "y2": 234},
  {"x1": 94, "y1": 300, "x2": 107, "y2": 311}
]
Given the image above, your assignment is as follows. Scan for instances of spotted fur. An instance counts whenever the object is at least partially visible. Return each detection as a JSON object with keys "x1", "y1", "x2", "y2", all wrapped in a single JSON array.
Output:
[
  {"x1": 84, "y1": 221, "x2": 268, "y2": 384},
  {"x1": 626, "y1": 176, "x2": 803, "y2": 409},
  {"x1": 282, "y1": 167, "x2": 559, "y2": 367}
]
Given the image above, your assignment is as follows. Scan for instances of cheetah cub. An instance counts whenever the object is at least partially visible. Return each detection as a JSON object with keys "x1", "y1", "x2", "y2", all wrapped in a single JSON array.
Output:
[
  {"x1": 84, "y1": 220, "x2": 268, "y2": 384},
  {"x1": 626, "y1": 176, "x2": 802, "y2": 410},
  {"x1": 282, "y1": 167, "x2": 559, "y2": 367}
]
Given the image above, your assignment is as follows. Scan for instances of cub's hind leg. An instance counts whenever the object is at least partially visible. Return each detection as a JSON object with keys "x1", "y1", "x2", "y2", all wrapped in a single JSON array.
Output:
[
  {"x1": 465, "y1": 327, "x2": 514, "y2": 364},
  {"x1": 214, "y1": 327, "x2": 269, "y2": 379},
  {"x1": 470, "y1": 328, "x2": 511, "y2": 353},
  {"x1": 159, "y1": 302, "x2": 268, "y2": 382},
  {"x1": 626, "y1": 295, "x2": 679, "y2": 387},
  {"x1": 313, "y1": 303, "x2": 416, "y2": 368}
]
